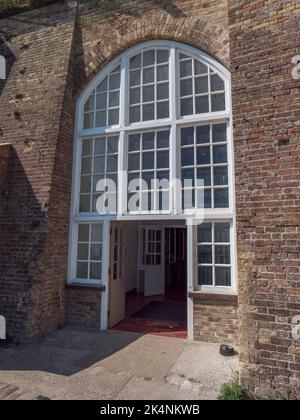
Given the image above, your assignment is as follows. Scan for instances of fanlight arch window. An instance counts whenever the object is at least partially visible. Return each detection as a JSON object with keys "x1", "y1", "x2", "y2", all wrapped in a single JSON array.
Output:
[{"x1": 70, "y1": 41, "x2": 235, "y2": 292}]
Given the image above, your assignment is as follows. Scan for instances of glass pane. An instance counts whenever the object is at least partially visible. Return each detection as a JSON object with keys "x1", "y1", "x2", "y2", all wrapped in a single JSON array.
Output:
[
  {"x1": 157, "y1": 83, "x2": 169, "y2": 100},
  {"x1": 181, "y1": 127, "x2": 194, "y2": 146},
  {"x1": 78, "y1": 243, "x2": 89, "y2": 260},
  {"x1": 130, "y1": 70, "x2": 141, "y2": 87},
  {"x1": 195, "y1": 95, "x2": 209, "y2": 114},
  {"x1": 90, "y1": 244, "x2": 102, "y2": 261},
  {"x1": 180, "y1": 60, "x2": 192, "y2": 77},
  {"x1": 143, "y1": 104, "x2": 155, "y2": 121},
  {"x1": 214, "y1": 166, "x2": 228, "y2": 185},
  {"x1": 214, "y1": 188, "x2": 229, "y2": 208},
  {"x1": 80, "y1": 195, "x2": 90, "y2": 212},
  {"x1": 143, "y1": 50, "x2": 155, "y2": 67},
  {"x1": 109, "y1": 73, "x2": 120, "y2": 90},
  {"x1": 197, "y1": 146, "x2": 210, "y2": 165},
  {"x1": 128, "y1": 153, "x2": 140, "y2": 171},
  {"x1": 107, "y1": 155, "x2": 118, "y2": 172},
  {"x1": 142, "y1": 152, "x2": 154, "y2": 170},
  {"x1": 215, "y1": 267, "x2": 231, "y2": 286},
  {"x1": 157, "y1": 170, "x2": 169, "y2": 181},
  {"x1": 81, "y1": 157, "x2": 91, "y2": 174},
  {"x1": 215, "y1": 245, "x2": 231, "y2": 265},
  {"x1": 107, "y1": 136, "x2": 118, "y2": 153},
  {"x1": 94, "y1": 138, "x2": 106, "y2": 155},
  {"x1": 157, "y1": 49, "x2": 169, "y2": 64},
  {"x1": 213, "y1": 145, "x2": 227, "y2": 164},
  {"x1": 82, "y1": 139, "x2": 92, "y2": 156},
  {"x1": 198, "y1": 223, "x2": 212, "y2": 243},
  {"x1": 94, "y1": 156, "x2": 105, "y2": 173},
  {"x1": 84, "y1": 95, "x2": 94, "y2": 113},
  {"x1": 181, "y1": 147, "x2": 194, "y2": 166},
  {"x1": 78, "y1": 224, "x2": 89, "y2": 242},
  {"x1": 95, "y1": 111, "x2": 106, "y2": 127},
  {"x1": 198, "y1": 245, "x2": 212, "y2": 264},
  {"x1": 108, "y1": 109, "x2": 119, "y2": 125},
  {"x1": 181, "y1": 168, "x2": 194, "y2": 187},
  {"x1": 143, "y1": 67, "x2": 154, "y2": 84},
  {"x1": 142, "y1": 172, "x2": 154, "y2": 189},
  {"x1": 180, "y1": 78, "x2": 193, "y2": 96},
  {"x1": 194, "y1": 60, "x2": 208, "y2": 75},
  {"x1": 129, "y1": 134, "x2": 140, "y2": 151},
  {"x1": 204, "y1": 189, "x2": 212, "y2": 208},
  {"x1": 196, "y1": 125, "x2": 210, "y2": 144},
  {"x1": 130, "y1": 54, "x2": 141, "y2": 70},
  {"x1": 157, "y1": 131, "x2": 169, "y2": 149},
  {"x1": 211, "y1": 74, "x2": 225, "y2": 92},
  {"x1": 198, "y1": 266, "x2": 213, "y2": 286},
  {"x1": 97, "y1": 77, "x2": 107, "y2": 92},
  {"x1": 215, "y1": 223, "x2": 230, "y2": 243},
  {"x1": 143, "y1": 85, "x2": 154, "y2": 102},
  {"x1": 84, "y1": 113, "x2": 94, "y2": 129},
  {"x1": 77, "y1": 262, "x2": 88, "y2": 279},
  {"x1": 157, "y1": 151, "x2": 169, "y2": 169},
  {"x1": 157, "y1": 101, "x2": 169, "y2": 119},
  {"x1": 109, "y1": 91, "x2": 119, "y2": 107},
  {"x1": 80, "y1": 176, "x2": 91, "y2": 193},
  {"x1": 195, "y1": 76, "x2": 208, "y2": 94},
  {"x1": 212, "y1": 93, "x2": 225, "y2": 111},
  {"x1": 91, "y1": 224, "x2": 103, "y2": 242},
  {"x1": 181, "y1": 98, "x2": 193, "y2": 116},
  {"x1": 96, "y1": 93, "x2": 107, "y2": 109},
  {"x1": 142, "y1": 132, "x2": 155, "y2": 150},
  {"x1": 213, "y1": 124, "x2": 227, "y2": 143},
  {"x1": 197, "y1": 168, "x2": 211, "y2": 186},
  {"x1": 157, "y1": 65, "x2": 169, "y2": 82},
  {"x1": 129, "y1": 106, "x2": 140, "y2": 123},
  {"x1": 130, "y1": 87, "x2": 141, "y2": 105},
  {"x1": 90, "y1": 262, "x2": 101, "y2": 279}
]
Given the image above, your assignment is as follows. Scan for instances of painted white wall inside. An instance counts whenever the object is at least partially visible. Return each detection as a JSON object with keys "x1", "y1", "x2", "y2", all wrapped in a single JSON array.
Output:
[{"x1": 124, "y1": 222, "x2": 139, "y2": 292}]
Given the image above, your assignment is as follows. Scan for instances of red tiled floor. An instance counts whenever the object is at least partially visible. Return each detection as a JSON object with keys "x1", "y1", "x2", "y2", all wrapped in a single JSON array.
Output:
[{"x1": 111, "y1": 291, "x2": 188, "y2": 339}]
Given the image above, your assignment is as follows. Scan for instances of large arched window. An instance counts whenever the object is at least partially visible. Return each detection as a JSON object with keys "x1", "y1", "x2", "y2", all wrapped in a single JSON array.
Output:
[{"x1": 69, "y1": 41, "x2": 236, "y2": 294}]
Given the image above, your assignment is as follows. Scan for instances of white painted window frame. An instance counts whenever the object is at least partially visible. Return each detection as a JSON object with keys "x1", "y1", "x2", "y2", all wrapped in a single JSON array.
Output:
[{"x1": 68, "y1": 40, "x2": 236, "y2": 300}]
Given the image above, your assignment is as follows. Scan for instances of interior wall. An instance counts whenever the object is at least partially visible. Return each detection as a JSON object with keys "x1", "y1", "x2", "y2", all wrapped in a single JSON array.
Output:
[{"x1": 124, "y1": 222, "x2": 139, "y2": 292}]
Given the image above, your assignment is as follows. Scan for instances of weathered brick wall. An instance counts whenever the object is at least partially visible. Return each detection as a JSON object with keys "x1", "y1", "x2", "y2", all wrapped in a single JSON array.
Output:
[
  {"x1": 65, "y1": 285, "x2": 103, "y2": 329},
  {"x1": 193, "y1": 294, "x2": 238, "y2": 346},
  {"x1": 0, "y1": 143, "x2": 11, "y2": 194},
  {"x1": 0, "y1": 2, "x2": 77, "y2": 341},
  {"x1": 229, "y1": 0, "x2": 300, "y2": 399}
]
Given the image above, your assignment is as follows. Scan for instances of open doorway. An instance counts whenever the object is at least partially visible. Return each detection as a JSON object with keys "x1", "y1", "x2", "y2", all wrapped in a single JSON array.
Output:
[{"x1": 108, "y1": 221, "x2": 188, "y2": 339}]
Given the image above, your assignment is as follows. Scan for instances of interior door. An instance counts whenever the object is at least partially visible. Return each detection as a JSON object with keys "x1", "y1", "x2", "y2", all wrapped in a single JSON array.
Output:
[
  {"x1": 143, "y1": 228, "x2": 165, "y2": 297},
  {"x1": 108, "y1": 223, "x2": 126, "y2": 328}
]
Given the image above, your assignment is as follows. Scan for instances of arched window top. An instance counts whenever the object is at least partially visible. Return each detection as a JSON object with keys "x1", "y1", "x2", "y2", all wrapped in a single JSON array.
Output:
[{"x1": 80, "y1": 41, "x2": 230, "y2": 132}]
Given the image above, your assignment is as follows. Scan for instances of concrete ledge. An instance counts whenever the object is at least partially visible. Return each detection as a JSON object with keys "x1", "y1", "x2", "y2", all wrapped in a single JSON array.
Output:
[
  {"x1": 65, "y1": 283, "x2": 105, "y2": 292},
  {"x1": 189, "y1": 292, "x2": 238, "y2": 307}
]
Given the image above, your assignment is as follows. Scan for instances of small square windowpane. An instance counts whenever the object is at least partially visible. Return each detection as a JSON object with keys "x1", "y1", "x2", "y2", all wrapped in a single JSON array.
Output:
[
  {"x1": 94, "y1": 138, "x2": 106, "y2": 155},
  {"x1": 84, "y1": 113, "x2": 94, "y2": 129},
  {"x1": 180, "y1": 78, "x2": 193, "y2": 97},
  {"x1": 109, "y1": 73, "x2": 120, "y2": 90},
  {"x1": 215, "y1": 245, "x2": 231, "y2": 265},
  {"x1": 90, "y1": 262, "x2": 101, "y2": 280},
  {"x1": 194, "y1": 60, "x2": 208, "y2": 75},
  {"x1": 107, "y1": 155, "x2": 118, "y2": 172},
  {"x1": 214, "y1": 166, "x2": 228, "y2": 186},
  {"x1": 96, "y1": 93, "x2": 107, "y2": 110},
  {"x1": 181, "y1": 147, "x2": 194, "y2": 167},
  {"x1": 157, "y1": 83, "x2": 169, "y2": 100},
  {"x1": 211, "y1": 74, "x2": 225, "y2": 92},
  {"x1": 80, "y1": 176, "x2": 91, "y2": 193},
  {"x1": 195, "y1": 76, "x2": 208, "y2": 94},
  {"x1": 128, "y1": 153, "x2": 140, "y2": 171},
  {"x1": 82, "y1": 139, "x2": 92, "y2": 156},
  {"x1": 142, "y1": 152, "x2": 155, "y2": 170},
  {"x1": 157, "y1": 65, "x2": 169, "y2": 82},
  {"x1": 94, "y1": 156, "x2": 105, "y2": 173},
  {"x1": 78, "y1": 243, "x2": 89, "y2": 261},
  {"x1": 213, "y1": 124, "x2": 227, "y2": 143},
  {"x1": 109, "y1": 91, "x2": 119, "y2": 108},
  {"x1": 198, "y1": 223, "x2": 212, "y2": 243},
  {"x1": 215, "y1": 223, "x2": 230, "y2": 243},
  {"x1": 130, "y1": 54, "x2": 141, "y2": 70},
  {"x1": 196, "y1": 125, "x2": 210, "y2": 144},
  {"x1": 84, "y1": 95, "x2": 95, "y2": 113},
  {"x1": 197, "y1": 146, "x2": 211, "y2": 165},
  {"x1": 81, "y1": 157, "x2": 91, "y2": 175},
  {"x1": 142, "y1": 132, "x2": 155, "y2": 150},
  {"x1": 143, "y1": 50, "x2": 155, "y2": 67},
  {"x1": 130, "y1": 87, "x2": 141, "y2": 105},
  {"x1": 143, "y1": 104, "x2": 155, "y2": 121},
  {"x1": 157, "y1": 101, "x2": 169, "y2": 119},
  {"x1": 77, "y1": 262, "x2": 88, "y2": 279},
  {"x1": 95, "y1": 111, "x2": 107, "y2": 127},
  {"x1": 204, "y1": 189, "x2": 212, "y2": 208},
  {"x1": 181, "y1": 98, "x2": 193, "y2": 116},
  {"x1": 157, "y1": 131, "x2": 169, "y2": 149},
  {"x1": 197, "y1": 167, "x2": 211, "y2": 186},
  {"x1": 108, "y1": 109, "x2": 119, "y2": 126},
  {"x1": 157, "y1": 49, "x2": 169, "y2": 64},
  {"x1": 212, "y1": 93, "x2": 226, "y2": 112},
  {"x1": 195, "y1": 95, "x2": 209, "y2": 114},
  {"x1": 97, "y1": 77, "x2": 108, "y2": 93},
  {"x1": 181, "y1": 127, "x2": 194, "y2": 146},
  {"x1": 78, "y1": 224, "x2": 89, "y2": 242},
  {"x1": 91, "y1": 224, "x2": 103, "y2": 242},
  {"x1": 157, "y1": 151, "x2": 169, "y2": 169},
  {"x1": 181, "y1": 168, "x2": 195, "y2": 187},
  {"x1": 198, "y1": 245, "x2": 212, "y2": 264},
  {"x1": 143, "y1": 67, "x2": 155, "y2": 84},
  {"x1": 143, "y1": 85, "x2": 154, "y2": 103},
  {"x1": 198, "y1": 266, "x2": 213, "y2": 286},
  {"x1": 90, "y1": 244, "x2": 102, "y2": 261},
  {"x1": 129, "y1": 106, "x2": 140, "y2": 123},
  {"x1": 215, "y1": 267, "x2": 231, "y2": 286},
  {"x1": 214, "y1": 188, "x2": 229, "y2": 208},
  {"x1": 129, "y1": 134, "x2": 141, "y2": 151},
  {"x1": 130, "y1": 70, "x2": 141, "y2": 87},
  {"x1": 107, "y1": 136, "x2": 118, "y2": 153},
  {"x1": 79, "y1": 195, "x2": 90, "y2": 212},
  {"x1": 180, "y1": 60, "x2": 192, "y2": 78},
  {"x1": 213, "y1": 145, "x2": 227, "y2": 164}
]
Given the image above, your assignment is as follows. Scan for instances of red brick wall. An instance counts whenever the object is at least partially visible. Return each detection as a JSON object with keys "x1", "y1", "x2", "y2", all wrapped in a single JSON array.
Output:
[
  {"x1": 0, "y1": 143, "x2": 11, "y2": 194},
  {"x1": 229, "y1": 0, "x2": 300, "y2": 399}
]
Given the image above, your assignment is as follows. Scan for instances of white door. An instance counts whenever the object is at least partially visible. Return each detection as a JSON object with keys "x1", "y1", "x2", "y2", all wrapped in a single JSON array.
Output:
[
  {"x1": 108, "y1": 223, "x2": 126, "y2": 328},
  {"x1": 142, "y1": 228, "x2": 165, "y2": 297}
]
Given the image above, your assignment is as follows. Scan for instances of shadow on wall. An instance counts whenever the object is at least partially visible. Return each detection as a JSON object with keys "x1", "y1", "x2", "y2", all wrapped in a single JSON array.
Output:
[
  {"x1": 0, "y1": 147, "x2": 47, "y2": 340},
  {"x1": 0, "y1": 38, "x2": 16, "y2": 96}
]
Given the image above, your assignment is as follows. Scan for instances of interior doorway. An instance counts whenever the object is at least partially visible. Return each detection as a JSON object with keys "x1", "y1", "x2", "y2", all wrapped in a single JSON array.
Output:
[{"x1": 108, "y1": 221, "x2": 188, "y2": 339}]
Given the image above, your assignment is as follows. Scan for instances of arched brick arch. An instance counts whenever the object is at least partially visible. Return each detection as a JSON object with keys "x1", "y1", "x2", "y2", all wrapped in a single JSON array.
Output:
[{"x1": 76, "y1": 15, "x2": 229, "y2": 95}]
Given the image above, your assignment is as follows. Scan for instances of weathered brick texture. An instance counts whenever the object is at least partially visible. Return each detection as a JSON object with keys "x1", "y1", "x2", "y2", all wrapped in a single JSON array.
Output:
[
  {"x1": 0, "y1": 143, "x2": 11, "y2": 194},
  {"x1": 229, "y1": 0, "x2": 300, "y2": 399}
]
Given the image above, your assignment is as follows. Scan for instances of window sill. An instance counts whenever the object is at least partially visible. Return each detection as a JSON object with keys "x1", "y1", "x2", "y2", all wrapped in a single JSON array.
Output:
[
  {"x1": 66, "y1": 283, "x2": 106, "y2": 292},
  {"x1": 188, "y1": 292, "x2": 238, "y2": 307}
]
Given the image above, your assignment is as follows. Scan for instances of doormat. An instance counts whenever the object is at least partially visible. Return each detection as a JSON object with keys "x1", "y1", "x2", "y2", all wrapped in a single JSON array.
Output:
[{"x1": 132, "y1": 301, "x2": 187, "y2": 323}]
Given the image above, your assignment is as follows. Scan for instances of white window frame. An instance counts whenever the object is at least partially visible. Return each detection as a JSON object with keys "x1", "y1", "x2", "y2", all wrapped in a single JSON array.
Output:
[{"x1": 69, "y1": 40, "x2": 236, "y2": 297}]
